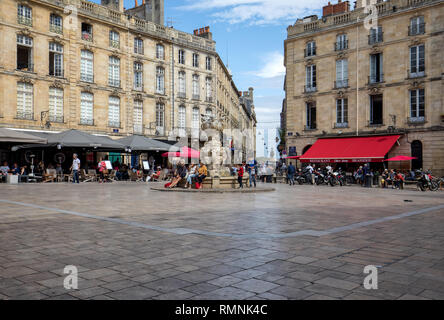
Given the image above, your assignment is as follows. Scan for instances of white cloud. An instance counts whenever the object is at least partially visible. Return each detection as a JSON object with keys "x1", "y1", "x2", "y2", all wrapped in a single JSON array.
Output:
[
  {"x1": 254, "y1": 52, "x2": 285, "y2": 78},
  {"x1": 178, "y1": 0, "x2": 324, "y2": 25}
]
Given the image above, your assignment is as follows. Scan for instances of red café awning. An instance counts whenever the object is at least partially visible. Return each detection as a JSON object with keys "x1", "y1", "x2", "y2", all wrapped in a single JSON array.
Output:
[{"x1": 299, "y1": 135, "x2": 401, "y2": 163}]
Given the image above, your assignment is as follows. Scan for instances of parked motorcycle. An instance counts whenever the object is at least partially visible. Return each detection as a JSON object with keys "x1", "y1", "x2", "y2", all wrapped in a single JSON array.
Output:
[
  {"x1": 328, "y1": 172, "x2": 339, "y2": 187},
  {"x1": 417, "y1": 170, "x2": 439, "y2": 192},
  {"x1": 315, "y1": 172, "x2": 327, "y2": 185}
]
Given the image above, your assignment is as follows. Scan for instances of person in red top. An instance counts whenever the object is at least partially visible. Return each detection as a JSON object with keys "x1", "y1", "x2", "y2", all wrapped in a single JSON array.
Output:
[
  {"x1": 237, "y1": 164, "x2": 244, "y2": 189},
  {"x1": 394, "y1": 170, "x2": 405, "y2": 190}
]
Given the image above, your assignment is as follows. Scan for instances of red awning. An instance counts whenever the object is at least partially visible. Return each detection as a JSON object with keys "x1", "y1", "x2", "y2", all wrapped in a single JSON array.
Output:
[{"x1": 299, "y1": 135, "x2": 401, "y2": 163}]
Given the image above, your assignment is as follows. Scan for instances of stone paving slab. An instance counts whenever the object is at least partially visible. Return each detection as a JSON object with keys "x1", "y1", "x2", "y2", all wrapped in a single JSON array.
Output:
[{"x1": 0, "y1": 183, "x2": 443, "y2": 300}]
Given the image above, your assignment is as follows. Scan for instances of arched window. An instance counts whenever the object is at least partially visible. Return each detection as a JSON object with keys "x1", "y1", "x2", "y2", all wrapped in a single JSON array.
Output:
[
  {"x1": 178, "y1": 105, "x2": 186, "y2": 129},
  {"x1": 302, "y1": 145, "x2": 312, "y2": 155},
  {"x1": 156, "y1": 44, "x2": 164, "y2": 60},
  {"x1": 178, "y1": 71, "x2": 186, "y2": 97},
  {"x1": 156, "y1": 67, "x2": 165, "y2": 94},
  {"x1": 411, "y1": 140, "x2": 423, "y2": 170},
  {"x1": 192, "y1": 74, "x2": 200, "y2": 99}
]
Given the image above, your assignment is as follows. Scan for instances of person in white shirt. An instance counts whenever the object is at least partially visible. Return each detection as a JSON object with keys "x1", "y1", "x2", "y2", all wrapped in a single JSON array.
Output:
[{"x1": 70, "y1": 154, "x2": 80, "y2": 184}]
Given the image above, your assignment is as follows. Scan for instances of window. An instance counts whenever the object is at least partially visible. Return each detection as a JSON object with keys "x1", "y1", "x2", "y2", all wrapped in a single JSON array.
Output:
[
  {"x1": 206, "y1": 57, "x2": 212, "y2": 70},
  {"x1": 49, "y1": 87, "x2": 63, "y2": 123},
  {"x1": 108, "y1": 96, "x2": 120, "y2": 128},
  {"x1": 192, "y1": 107, "x2": 200, "y2": 129},
  {"x1": 178, "y1": 71, "x2": 186, "y2": 97},
  {"x1": 156, "y1": 44, "x2": 164, "y2": 59},
  {"x1": 134, "y1": 62, "x2": 143, "y2": 91},
  {"x1": 335, "y1": 34, "x2": 348, "y2": 51},
  {"x1": 370, "y1": 53, "x2": 383, "y2": 83},
  {"x1": 178, "y1": 49, "x2": 185, "y2": 64},
  {"x1": 50, "y1": 14, "x2": 62, "y2": 34},
  {"x1": 178, "y1": 105, "x2": 186, "y2": 129},
  {"x1": 156, "y1": 67, "x2": 165, "y2": 94},
  {"x1": 80, "y1": 50, "x2": 93, "y2": 82},
  {"x1": 108, "y1": 56, "x2": 120, "y2": 87},
  {"x1": 192, "y1": 75, "x2": 200, "y2": 99},
  {"x1": 16, "y1": 82, "x2": 33, "y2": 120},
  {"x1": 17, "y1": 35, "x2": 33, "y2": 72},
  {"x1": 206, "y1": 108, "x2": 213, "y2": 118},
  {"x1": 17, "y1": 4, "x2": 32, "y2": 26},
  {"x1": 81, "y1": 23, "x2": 93, "y2": 42},
  {"x1": 336, "y1": 98, "x2": 348, "y2": 127},
  {"x1": 80, "y1": 92, "x2": 93, "y2": 125},
  {"x1": 205, "y1": 77, "x2": 212, "y2": 102},
  {"x1": 134, "y1": 38, "x2": 143, "y2": 54},
  {"x1": 49, "y1": 42, "x2": 63, "y2": 77},
  {"x1": 306, "y1": 102, "x2": 316, "y2": 130},
  {"x1": 305, "y1": 41, "x2": 316, "y2": 57},
  {"x1": 410, "y1": 45, "x2": 425, "y2": 78},
  {"x1": 335, "y1": 59, "x2": 348, "y2": 88},
  {"x1": 370, "y1": 94, "x2": 383, "y2": 125},
  {"x1": 369, "y1": 26, "x2": 383, "y2": 45},
  {"x1": 109, "y1": 31, "x2": 120, "y2": 48},
  {"x1": 410, "y1": 89, "x2": 425, "y2": 122},
  {"x1": 156, "y1": 103, "x2": 164, "y2": 128},
  {"x1": 409, "y1": 16, "x2": 425, "y2": 36},
  {"x1": 192, "y1": 53, "x2": 199, "y2": 68},
  {"x1": 133, "y1": 100, "x2": 143, "y2": 134},
  {"x1": 305, "y1": 65, "x2": 316, "y2": 92}
]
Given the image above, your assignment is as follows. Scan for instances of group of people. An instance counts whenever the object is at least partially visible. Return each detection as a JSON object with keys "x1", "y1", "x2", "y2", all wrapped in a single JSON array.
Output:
[{"x1": 166, "y1": 161, "x2": 208, "y2": 189}]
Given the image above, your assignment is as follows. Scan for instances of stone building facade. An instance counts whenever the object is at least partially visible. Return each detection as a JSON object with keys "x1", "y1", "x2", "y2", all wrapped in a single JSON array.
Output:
[
  {"x1": 0, "y1": 0, "x2": 255, "y2": 147},
  {"x1": 284, "y1": 0, "x2": 444, "y2": 174}
]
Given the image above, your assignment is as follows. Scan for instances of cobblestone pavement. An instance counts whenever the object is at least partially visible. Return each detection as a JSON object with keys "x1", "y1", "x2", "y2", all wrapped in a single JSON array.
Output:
[{"x1": 1, "y1": 182, "x2": 443, "y2": 300}]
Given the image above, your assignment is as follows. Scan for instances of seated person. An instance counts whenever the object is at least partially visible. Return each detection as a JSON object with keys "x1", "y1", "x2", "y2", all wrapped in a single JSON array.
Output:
[
  {"x1": 168, "y1": 162, "x2": 187, "y2": 188},
  {"x1": 147, "y1": 167, "x2": 162, "y2": 182},
  {"x1": 393, "y1": 171, "x2": 405, "y2": 189},
  {"x1": 11, "y1": 163, "x2": 21, "y2": 175},
  {"x1": 0, "y1": 161, "x2": 10, "y2": 175},
  {"x1": 196, "y1": 161, "x2": 208, "y2": 187}
]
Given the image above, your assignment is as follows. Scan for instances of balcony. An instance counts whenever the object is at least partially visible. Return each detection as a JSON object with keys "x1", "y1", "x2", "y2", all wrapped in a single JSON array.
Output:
[
  {"x1": 18, "y1": 15, "x2": 32, "y2": 27},
  {"x1": 49, "y1": 115, "x2": 64, "y2": 123},
  {"x1": 49, "y1": 69, "x2": 64, "y2": 78},
  {"x1": 334, "y1": 79, "x2": 349, "y2": 89},
  {"x1": 368, "y1": 32, "x2": 383, "y2": 45},
  {"x1": 407, "y1": 116, "x2": 425, "y2": 124},
  {"x1": 334, "y1": 122, "x2": 348, "y2": 128},
  {"x1": 334, "y1": 40, "x2": 348, "y2": 51},
  {"x1": 408, "y1": 23, "x2": 425, "y2": 36},
  {"x1": 110, "y1": 40, "x2": 120, "y2": 49},
  {"x1": 368, "y1": 74, "x2": 384, "y2": 84},
  {"x1": 81, "y1": 32, "x2": 93, "y2": 42},
  {"x1": 16, "y1": 111, "x2": 33, "y2": 120},
  {"x1": 80, "y1": 119, "x2": 94, "y2": 126},
  {"x1": 304, "y1": 48, "x2": 316, "y2": 58},
  {"x1": 133, "y1": 125, "x2": 143, "y2": 135},
  {"x1": 177, "y1": 92, "x2": 186, "y2": 99},
  {"x1": 49, "y1": 24, "x2": 63, "y2": 35},
  {"x1": 108, "y1": 121, "x2": 121, "y2": 128},
  {"x1": 408, "y1": 69, "x2": 425, "y2": 79},
  {"x1": 17, "y1": 63, "x2": 34, "y2": 72},
  {"x1": 304, "y1": 85, "x2": 317, "y2": 93},
  {"x1": 192, "y1": 94, "x2": 200, "y2": 100},
  {"x1": 108, "y1": 79, "x2": 121, "y2": 88},
  {"x1": 80, "y1": 74, "x2": 94, "y2": 83}
]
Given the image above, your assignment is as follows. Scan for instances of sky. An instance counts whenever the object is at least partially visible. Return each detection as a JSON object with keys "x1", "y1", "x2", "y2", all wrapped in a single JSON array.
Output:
[{"x1": 95, "y1": 0, "x2": 325, "y2": 156}]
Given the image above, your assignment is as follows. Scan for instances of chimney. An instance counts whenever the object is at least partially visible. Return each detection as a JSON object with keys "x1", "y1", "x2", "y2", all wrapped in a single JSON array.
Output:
[
  {"x1": 194, "y1": 26, "x2": 212, "y2": 40},
  {"x1": 248, "y1": 87, "x2": 254, "y2": 100},
  {"x1": 322, "y1": 0, "x2": 350, "y2": 17}
]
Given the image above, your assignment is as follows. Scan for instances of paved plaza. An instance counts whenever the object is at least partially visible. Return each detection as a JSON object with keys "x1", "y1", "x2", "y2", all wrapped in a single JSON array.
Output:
[{"x1": 0, "y1": 182, "x2": 444, "y2": 300}]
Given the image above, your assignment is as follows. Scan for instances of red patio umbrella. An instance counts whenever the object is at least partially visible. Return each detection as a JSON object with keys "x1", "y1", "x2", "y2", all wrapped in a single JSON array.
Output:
[
  {"x1": 384, "y1": 156, "x2": 417, "y2": 161},
  {"x1": 162, "y1": 146, "x2": 200, "y2": 159}
]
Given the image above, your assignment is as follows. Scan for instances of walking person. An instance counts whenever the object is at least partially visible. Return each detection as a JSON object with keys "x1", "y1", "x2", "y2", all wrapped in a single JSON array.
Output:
[
  {"x1": 70, "y1": 153, "x2": 80, "y2": 184},
  {"x1": 237, "y1": 164, "x2": 244, "y2": 189},
  {"x1": 247, "y1": 160, "x2": 257, "y2": 188},
  {"x1": 287, "y1": 162, "x2": 296, "y2": 186}
]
